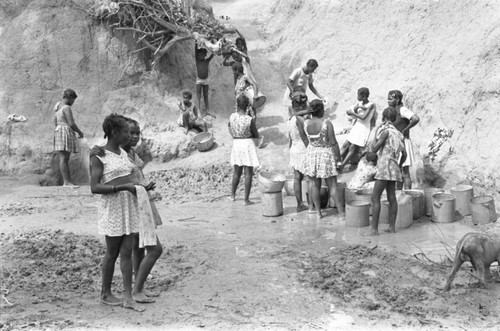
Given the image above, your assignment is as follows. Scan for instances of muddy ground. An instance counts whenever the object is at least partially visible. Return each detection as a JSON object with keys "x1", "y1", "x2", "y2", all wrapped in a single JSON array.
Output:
[{"x1": 1, "y1": 167, "x2": 500, "y2": 331}]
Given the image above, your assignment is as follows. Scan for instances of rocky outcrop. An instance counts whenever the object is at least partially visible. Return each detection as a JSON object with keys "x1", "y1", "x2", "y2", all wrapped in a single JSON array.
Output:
[{"x1": 0, "y1": 0, "x2": 234, "y2": 183}]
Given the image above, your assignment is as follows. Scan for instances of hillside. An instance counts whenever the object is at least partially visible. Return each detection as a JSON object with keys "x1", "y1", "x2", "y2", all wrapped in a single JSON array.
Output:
[{"x1": 1, "y1": 0, "x2": 500, "y2": 201}]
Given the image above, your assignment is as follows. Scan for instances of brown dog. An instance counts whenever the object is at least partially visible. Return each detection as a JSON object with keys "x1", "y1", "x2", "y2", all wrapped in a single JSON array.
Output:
[{"x1": 444, "y1": 232, "x2": 500, "y2": 291}]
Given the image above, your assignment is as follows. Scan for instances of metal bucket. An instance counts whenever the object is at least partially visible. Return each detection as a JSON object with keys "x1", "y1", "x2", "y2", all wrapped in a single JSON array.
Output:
[
  {"x1": 432, "y1": 193, "x2": 456, "y2": 223},
  {"x1": 450, "y1": 185, "x2": 473, "y2": 217},
  {"x1": 424, "y1": 188, "x2": 444, "y2": 216},
  {"x1": 470, "y1": 195, "x2": 497, "y2": 224}
]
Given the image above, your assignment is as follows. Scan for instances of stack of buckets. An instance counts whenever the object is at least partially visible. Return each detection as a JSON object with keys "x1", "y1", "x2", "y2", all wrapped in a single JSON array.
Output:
[{"x1": 423, "y1": 185, "x2": 498, "y2": 224}]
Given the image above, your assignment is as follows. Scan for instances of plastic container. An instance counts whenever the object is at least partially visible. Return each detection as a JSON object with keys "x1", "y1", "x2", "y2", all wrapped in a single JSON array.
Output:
[
  {"x1": 379, "y1": 193, "x2": 413, "y2": 228},
  {"x1": 258, "y1": 172, "x2": 286, "y2": 193},
  {"x1": 450, "y1": 185, "x2": 473, "y2": 216},
  {"x1": 404, "y1": 189, "x2": 425, "y2": 219},
  {"x1": 470, "y1": 195, "x2": 497, "y2": 224},
  {"x1": 193, "y1": 132, "x2": 214, "y2": 152},
  {"x1": 424, "y1": 188, "x2": 445, "y2": 216},
  {"x1": 345, "y1": 201, "x2": 371, "y2": 227},
  {"x1": 432, "y1": 193, "x2": 456, "y2": 223}
]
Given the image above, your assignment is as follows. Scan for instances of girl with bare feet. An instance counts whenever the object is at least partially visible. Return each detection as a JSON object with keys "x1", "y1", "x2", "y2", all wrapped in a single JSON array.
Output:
[
  {"x1": 302, "y1": 100, "x2": 344, "y2": 218},
  {"x1": 90, "y1": 114, "x2": 152, "y2": 312},
  {"x1": 370, "y1": 107, "x2": 406, "y2": 235},
  {"x1": 53, "y1": 89, "x2": 84, "y2": 188},
  {"x1": 124, "y1": 118, "x2": 163, "y2": 303},
  {"x1": 287, "y1": 90, "x2": 309, "y2": 212},
  {"x1": 228, "y1": 95, "x2": 260, "y2": 204}
]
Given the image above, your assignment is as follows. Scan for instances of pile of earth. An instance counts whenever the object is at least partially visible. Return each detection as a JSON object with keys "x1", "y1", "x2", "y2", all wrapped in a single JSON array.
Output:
[
  {"x1": 283, "y1": 245, "x2": 499, "y2": 329},
  {"x1": 148, "y1": 162, "x2": 262, "y2": 204},
  {"x1": 0, "y1": 229, "x2": 190, "y2": 329}
]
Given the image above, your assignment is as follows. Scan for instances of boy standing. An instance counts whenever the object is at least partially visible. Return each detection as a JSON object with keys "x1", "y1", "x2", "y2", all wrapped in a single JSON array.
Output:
[
  {"x1": 195, "y1": 44, "x2": 215, "y2": 118},
  {"x1": 286, "y1": 59, "x2": 324, "y2": 102}
]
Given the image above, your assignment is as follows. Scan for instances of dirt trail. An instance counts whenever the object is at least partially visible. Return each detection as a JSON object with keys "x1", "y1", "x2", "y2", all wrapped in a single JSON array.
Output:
[{"x1": 1, "y1": 0, "x2": 500, "y2": 330}]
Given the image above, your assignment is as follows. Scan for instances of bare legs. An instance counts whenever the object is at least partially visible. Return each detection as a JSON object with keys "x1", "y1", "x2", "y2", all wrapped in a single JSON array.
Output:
[
  {"x1": 371, "y1": 180, "x2": 397, "y2": 235},
  {"x1": 294, "y1": 170, "x2": 307, "y2": 211},
  {"x1": 231, "y1": 165, "x2": 254, "y2": 204},
  {"x1": 196, "y1": 83, "x2": 215, "y2": 118},
  {"x1": 310, "y1": 177, "x2": 322, "y2": 217},
  {"x1": 102, "y1": 235, "x2": 144, "y2": 311},
  {"x1": 58, "y1": 151, "x2": 76, "y2": 186},
  {"x1": 341, "y1": 143, "x2": 359, "y2": 169},
  {"x1": 402, "y1": 166, "x2": 412, "y2": 190},
  {"x1": 325, "y1": 176, "x2": 344, "y2": 218},
  {"x1": 132, "y1": 236, "x2": 163, "y2": 302}
]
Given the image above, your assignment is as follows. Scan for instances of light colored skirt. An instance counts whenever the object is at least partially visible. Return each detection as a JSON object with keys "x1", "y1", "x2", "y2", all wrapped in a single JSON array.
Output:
[
  {"x1": 97, "y1": 191, "x2": 140, "y2": 237},
  {"x1": 289, "y1": 141, "x2": 307, "y2": 173},
  {"x1": 302, "y1": 145, "x2": 338, "y2": 178},
  {"x1": 401, "y1": 138, "x2": 415, "y2": 167},
  {"x1": 53, "y1": 125, "x2": 79, "y2": 153},
  {"x1": 231, "y1": 139, "x2": 259, "y2": 167}
]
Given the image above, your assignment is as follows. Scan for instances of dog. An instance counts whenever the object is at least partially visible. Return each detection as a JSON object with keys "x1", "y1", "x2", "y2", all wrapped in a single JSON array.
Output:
[{"x1": 444, "y1": 232, "x2": 500, "y2": 291}]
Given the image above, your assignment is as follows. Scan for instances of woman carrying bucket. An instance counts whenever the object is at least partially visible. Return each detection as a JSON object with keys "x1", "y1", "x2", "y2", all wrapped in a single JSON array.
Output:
[{"x1": 370, "y1": 107, "x2": 406, "y2": 235}]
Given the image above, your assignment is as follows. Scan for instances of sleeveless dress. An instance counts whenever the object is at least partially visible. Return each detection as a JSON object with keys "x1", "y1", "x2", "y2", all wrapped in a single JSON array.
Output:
[
  {"x1": 346, "y1": 101, "x2": 375, "y2": 147},
  {"x1": 95, "y1": 148, "x2": 140, "y2": 237},
  {"x1": 302, "y1": 119, "x2": 338, "y2": 178},
  {"x1": 374, "y1": 123, "x2": 404, "y2": 182},
  {"x1": 234, "y1": 75, "x2": 255, "y2": 117},
  {"x1": 53, "y1": 103, "x2": 79, "y2": 153},
  {"x1": 229, "y1": 112, "x2": 259, "y2": 167},
  {"x1": 287, "y1": 116, "x2": 307, "y2": 173}
]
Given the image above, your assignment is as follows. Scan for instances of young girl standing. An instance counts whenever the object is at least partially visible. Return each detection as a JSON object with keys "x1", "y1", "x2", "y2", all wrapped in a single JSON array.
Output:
[
  {"x1": 370, "y1": 107, "x2": 406, "y2": 235},
  {"x1": 228, "y1": 95, "x2": 260, "y2": 204}
]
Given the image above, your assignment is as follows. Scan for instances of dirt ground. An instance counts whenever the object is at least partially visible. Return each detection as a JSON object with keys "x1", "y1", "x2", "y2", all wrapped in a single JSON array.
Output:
[
  {"x1": 1, "y1": 168, "x2": 500, "y2": 331},
  {"x1": 1, "y1": 0, "x2": 500, "y2": 330}
]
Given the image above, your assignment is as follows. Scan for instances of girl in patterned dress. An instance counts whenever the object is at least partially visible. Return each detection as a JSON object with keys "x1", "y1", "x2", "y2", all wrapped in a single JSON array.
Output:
[
  {"x1": 228, "y1": 95, "x2": 259, "y2": 204},
  {"x1": 302, "y1": 100, "x2": 344, "y2": 218},
  {"x1": 53, "y1": 89, "x2": 84, "y2": 188},
  {"x1": 370, "y1": 107, "x2": 407, "y2": 236},
  {"x1": 287, "y1": 94, "x2": 309, "y2": 212},
  {"x1": 90, "y1": 114, "x2": 151, "y2": 312}
]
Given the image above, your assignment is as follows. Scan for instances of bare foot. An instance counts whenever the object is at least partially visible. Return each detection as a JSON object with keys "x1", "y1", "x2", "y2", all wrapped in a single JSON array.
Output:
[
  {"x1": 244, "y1": 200, "x2": 254, "y2": 205},
  {"x1": 227, "y1": 196, "x2": 236, "y2": 202},
  {"x1": 296, "y1": 204, "x2": 308, "y2": 212},
  {"x1": 133, "y1": 292, "x2": 155, "y2": 303},
  {"x1": 369, "y1": 229, "x2": 379, "y2": 236},
  {"x1": 206, "y1": 111, "x2": 216, "y2": 119},
  {"x1": 100, "y1": 294, "x2": 121, "y2": 306},
  {"x1": 384, "y1": 228, "x2": 396, "y2": 234},
  {"x1": 144, "y1": 289, "x2": 161, "y2": 298},
  {"x1": 123, "y1": 299, "x2": 145, "y2": 312}
]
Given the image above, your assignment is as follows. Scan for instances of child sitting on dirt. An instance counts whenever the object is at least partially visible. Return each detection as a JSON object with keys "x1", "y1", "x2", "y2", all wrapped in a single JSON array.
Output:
[
  {"x1": 195, "y1": 44, "x2": 216, "y2": 119},
  {"x1": 177, "y1": 90, "x2": 208, "y2": 135},
  {"x1": 347, "y1": 151, "x2": 378, "y2": 190}
]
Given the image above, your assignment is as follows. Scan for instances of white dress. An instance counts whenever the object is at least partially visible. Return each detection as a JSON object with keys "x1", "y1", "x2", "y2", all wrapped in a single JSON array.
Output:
[
  {"x1": 287, "y1": 116, "x2": 307, "y2": 173},
  {"x1": 346, "y1": 101, "x2": 375, "y2": 147},
  {"x1": 95, "y1": 148, "x2": 140, "y2": 237}
]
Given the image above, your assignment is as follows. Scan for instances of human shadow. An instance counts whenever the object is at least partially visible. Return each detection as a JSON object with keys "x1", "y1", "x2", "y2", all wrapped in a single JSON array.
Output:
[
  {"x1": 257, "y1": 115, "x2": 285, "y2": 129},
  {"x1": 258, "y1": 127, "x2": 288, "y2": 147}
]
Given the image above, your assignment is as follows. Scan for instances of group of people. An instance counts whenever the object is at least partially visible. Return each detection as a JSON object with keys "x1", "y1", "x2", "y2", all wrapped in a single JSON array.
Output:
[{"x1": 284, "y1": 67, "x2": 420, "y2": 234}]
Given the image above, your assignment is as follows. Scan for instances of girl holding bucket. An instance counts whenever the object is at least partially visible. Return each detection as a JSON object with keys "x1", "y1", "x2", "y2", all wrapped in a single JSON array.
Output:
[{"x1": 370, "y1": 107, "x2": 406, "y2": 235}]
